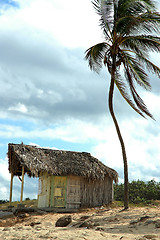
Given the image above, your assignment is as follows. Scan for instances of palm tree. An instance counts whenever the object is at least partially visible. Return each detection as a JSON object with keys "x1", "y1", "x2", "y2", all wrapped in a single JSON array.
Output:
[{"x1": 85, "y1": 0, "x2": 160, "y2": 209}]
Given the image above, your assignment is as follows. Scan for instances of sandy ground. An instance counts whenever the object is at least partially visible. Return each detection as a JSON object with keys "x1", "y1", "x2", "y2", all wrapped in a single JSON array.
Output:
[{"x1": 0, "y1": 206, "x2": 160, "y2": 240}]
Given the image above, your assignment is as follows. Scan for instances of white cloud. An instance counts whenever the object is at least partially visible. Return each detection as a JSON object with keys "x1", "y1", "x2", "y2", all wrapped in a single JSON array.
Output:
[
  {"x1": 0, "y1": 157, "x2": 10, "y2": 181},
  {"x1": 92, "y1": 118, "x2": 160, "y2": 181},
  {"x1": 0, "y1": 186, "x2": 8, "y2": 200},
  {"x1": 1, "y1": 0, "x2": 103, "y2": 49},
  {"x1": 8, "y1": 103, "x2": 28, "y2": 113},
  {"x1": 144, "y1": 92, "x2": 160, "y2": 121},
  {"x1": 0, "y1": 117, "x2": 109, "y2": 141}
]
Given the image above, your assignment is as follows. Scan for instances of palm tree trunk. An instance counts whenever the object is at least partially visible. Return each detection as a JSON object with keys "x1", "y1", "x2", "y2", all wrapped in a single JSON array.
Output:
[{"x1": 108, "y1": 75, "x2": 129, "y2": 210}]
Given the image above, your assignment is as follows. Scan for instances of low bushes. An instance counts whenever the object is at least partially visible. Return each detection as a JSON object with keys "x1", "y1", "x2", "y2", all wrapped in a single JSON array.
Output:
[{"x1": 114, "y1": 179, "x2": 160, "y2": 204}]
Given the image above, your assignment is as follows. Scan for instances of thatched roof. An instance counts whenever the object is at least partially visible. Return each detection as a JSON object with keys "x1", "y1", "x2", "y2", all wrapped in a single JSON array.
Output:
[{"x1": 8, "y1": 143, "x2": 118, "y2": 182}]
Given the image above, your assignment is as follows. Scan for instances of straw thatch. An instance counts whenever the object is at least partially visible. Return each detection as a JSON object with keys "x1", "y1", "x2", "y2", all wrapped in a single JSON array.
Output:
[{"x1": 8, "y1": 143, "x2": 118, "y2": 183}]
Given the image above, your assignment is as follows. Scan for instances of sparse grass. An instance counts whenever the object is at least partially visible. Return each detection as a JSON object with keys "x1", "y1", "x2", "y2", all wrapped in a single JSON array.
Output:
[
  {"x1": 0, "y1": 199, "x2": 38, "y2": 210},
  {"x1": 0, "y1": 199, "x2": 159, "y2": 211},
  {"x1": 110, "y1": 201, "x2": 124, "y2": 208},
  {"x1": 110, "y1": 200, "x2": 160, "y2": 209}
]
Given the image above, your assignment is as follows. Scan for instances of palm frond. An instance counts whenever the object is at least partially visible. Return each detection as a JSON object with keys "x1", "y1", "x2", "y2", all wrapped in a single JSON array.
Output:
[
  {"x1": 120, "y1": 51, "x2": 151, "y2": 90},
  {"x1": 124, "y1": 67, "x2": 154, "y2": 119},
  {"x1": 117, "y1": 0, "x2": 156, "y2": 18},
  {"x1": 114, "y1": 72, "x2": 146, "y2": 118},
  {"x1": 85, "y1": 43, "x2": 109, "y2": 73},
  {"x1": 92, "y1": 0, "x2": 114, "y2": 37},
  {"x1": 139, "y1": 12, "x2": 160, "y2": 33},
  {"x1": 122, "y1": 35, "x2": 160, "y2": 53},
  {"x1": 116, "y1": 0, "x2": 160, "y2": 35},
  {"x1": 136, "y1": 54, "x2": 160, "y2": 78},
  {"x1": 116, "y1": 12, "x2": 160, "y2": 35},
  {"x1": 115, "y1": 15, "x2": 141, "y2": 35},
  {"x1": 120, "y1": 43, "x2": 149, "y2": 58}
]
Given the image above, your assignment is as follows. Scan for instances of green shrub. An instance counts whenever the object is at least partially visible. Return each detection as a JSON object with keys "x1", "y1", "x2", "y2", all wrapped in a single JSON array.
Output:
[
  {"x1": 114, "y1": 179, "x2": 160, "y2": 204},
  {"x1": 25, "y1": 197, "x2": 30, "y2": 201},
  {"x1": 0, "y1": 200, "x2": 9, "y2": 204}
]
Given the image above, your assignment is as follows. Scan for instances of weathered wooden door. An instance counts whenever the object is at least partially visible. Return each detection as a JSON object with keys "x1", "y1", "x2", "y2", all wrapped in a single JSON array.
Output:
[
  {"x1": 67, "y1": 176, "x2": 81, "y2": 209},
  {"x1": 51, "y1": 176, "x2": 67, "y2": 207}
]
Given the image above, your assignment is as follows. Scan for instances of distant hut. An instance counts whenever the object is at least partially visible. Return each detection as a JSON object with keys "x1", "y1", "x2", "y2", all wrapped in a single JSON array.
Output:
[{"x1": 8, "y1": 143, "x2": 118, "y2": 210}]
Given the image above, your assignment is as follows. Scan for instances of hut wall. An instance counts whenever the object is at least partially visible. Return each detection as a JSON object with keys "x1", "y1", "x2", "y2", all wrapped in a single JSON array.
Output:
[
  {"x1": 37, "y1": 174, "x2": 114, "y2": 209},
  {"x1": 80, "y1": 176, "x2": 113, "y2": 207},
  {"x1": 66, "y1": 176, "x2": 81, "y2": 209},
  {"x1": 38, "y1": 172, "x2": 51, "y2": 208}
]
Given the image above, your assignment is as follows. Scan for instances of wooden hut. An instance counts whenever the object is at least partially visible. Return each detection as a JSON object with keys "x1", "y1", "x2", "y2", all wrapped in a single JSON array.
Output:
[{"x1": 8, "y1": 143, "x2": 118, "y2": 209}]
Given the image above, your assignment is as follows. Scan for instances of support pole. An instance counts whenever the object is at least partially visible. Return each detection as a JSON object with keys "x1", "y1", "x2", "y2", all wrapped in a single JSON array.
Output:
[
  {"x1": 20, "y1": 166, "x2": 25, "y2": 202},
  {"x1": 9, "y1": 172, "x2": 14, "y2": 205}
]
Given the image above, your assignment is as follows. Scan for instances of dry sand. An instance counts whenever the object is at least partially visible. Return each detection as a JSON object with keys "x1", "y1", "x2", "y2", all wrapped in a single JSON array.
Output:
[{"x1": 0, "y1": 206, "x2": 160, "y2": 240}]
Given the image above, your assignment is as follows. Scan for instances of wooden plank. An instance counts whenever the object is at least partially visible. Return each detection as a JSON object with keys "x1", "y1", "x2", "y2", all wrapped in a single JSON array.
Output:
[
  {"x1": 9, "y1": 173, "x2": 14, "y2": 204},
  {"x1": 80, "y1": 177, "x2": 113, "y2": 207},
  {"x1": 38, "y1": 173, "x2": 51, "y2": 207},
  {"x1": 20, "y1": 166, "x2": 25, "y2": 202},
  {"x1": 38, "y1": 194, "x2": 47, "y2": 207},
  {"x1": 67, "y1": 176, "x2": 81, "y2": 209}
]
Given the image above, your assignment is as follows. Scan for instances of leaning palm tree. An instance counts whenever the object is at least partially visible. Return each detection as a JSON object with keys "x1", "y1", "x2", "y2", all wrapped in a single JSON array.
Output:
[{"x1": 85, "y1": 0, "x2": 160, "y2": 209}]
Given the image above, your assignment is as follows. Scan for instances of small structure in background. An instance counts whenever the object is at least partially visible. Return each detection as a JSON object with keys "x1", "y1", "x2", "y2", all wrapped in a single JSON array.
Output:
[{"x1": 8, "y1": 143, "x2": 118, "y2": 210}]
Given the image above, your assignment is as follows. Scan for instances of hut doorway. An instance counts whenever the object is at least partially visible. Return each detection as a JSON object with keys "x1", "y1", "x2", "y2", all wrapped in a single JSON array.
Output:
[
  {"x1": 51, "y1": 176, "x2": 67, "y2": 208},
  {"x1": 66, "y1": 176, "x2": 81, "y2": 209}
]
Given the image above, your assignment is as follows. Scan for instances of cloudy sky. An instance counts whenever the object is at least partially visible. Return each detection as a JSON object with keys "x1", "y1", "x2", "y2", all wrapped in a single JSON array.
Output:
[{"x1": 0, "y1": 0, "x2": 160, "y2": 201}]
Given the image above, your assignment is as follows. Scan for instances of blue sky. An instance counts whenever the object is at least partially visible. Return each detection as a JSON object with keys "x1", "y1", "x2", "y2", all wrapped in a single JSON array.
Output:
[
  {"x1": 0, "y1": 0, "x2": 19, "y2": 11},
  {"x1": 0, "y1": 0, "x2": 160, "y2": 201},
  {"x1": 0, "y1": 0, "x2": 18, "y2": 7}
]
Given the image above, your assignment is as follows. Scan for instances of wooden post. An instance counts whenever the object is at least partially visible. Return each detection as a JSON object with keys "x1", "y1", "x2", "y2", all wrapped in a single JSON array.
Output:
[
  {"x1": 9, "y1": 172, "x2": 14, "y2": 205},
  {"x1": 20, "y1": 166, "x2": 25, "y2": 202}
]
